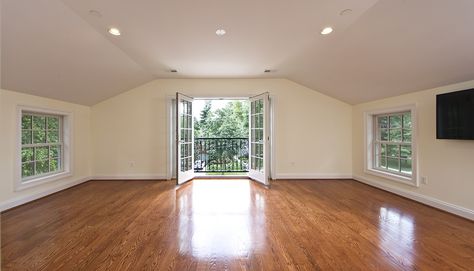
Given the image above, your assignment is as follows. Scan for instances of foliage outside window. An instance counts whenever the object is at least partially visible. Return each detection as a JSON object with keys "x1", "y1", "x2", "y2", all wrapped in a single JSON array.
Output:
[
  {"x1": 21, "y1": 113, "x2": 63, "y2": 181},
  {"x1": 193, "y1": 100, "x2": 249, "y2": 172},
  {"x1": 374, "y1": 111, "x2": 412, "y2": 176}
]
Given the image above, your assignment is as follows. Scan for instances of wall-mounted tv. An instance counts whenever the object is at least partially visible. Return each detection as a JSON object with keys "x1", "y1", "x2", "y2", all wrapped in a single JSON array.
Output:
[{"x1": 436, "y1": 88, "x2": 474, "y2": 140}]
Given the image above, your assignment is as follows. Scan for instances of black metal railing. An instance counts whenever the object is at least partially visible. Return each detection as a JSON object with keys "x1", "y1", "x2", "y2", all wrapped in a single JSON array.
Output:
[{"x1": 194, "y1": 138, "x2": 249, "y2": 172}]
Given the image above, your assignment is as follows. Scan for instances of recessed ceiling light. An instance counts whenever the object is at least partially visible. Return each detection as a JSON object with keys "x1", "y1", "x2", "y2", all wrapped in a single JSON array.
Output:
[
  {"x1": 320, "y1": 27, "x2": 334, "y2": 35},
  {"x1": 215, "y1": 29, "x2": 226, "y2": 36},
  {"x1": 108, "y1": 27, "x2": 121, "y2": 36}
]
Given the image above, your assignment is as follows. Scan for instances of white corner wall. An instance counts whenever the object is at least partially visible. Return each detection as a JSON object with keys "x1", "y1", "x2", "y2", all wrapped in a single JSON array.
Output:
[
  {"x1": 91, "y1": 79, "x2": 353, "y2": 179},
  {"x1": 0, "y1": 89, "x2": 92, "y2": 211},
  {"x1": 352, "y1": 80, "x2": 474, "y2": 219}
]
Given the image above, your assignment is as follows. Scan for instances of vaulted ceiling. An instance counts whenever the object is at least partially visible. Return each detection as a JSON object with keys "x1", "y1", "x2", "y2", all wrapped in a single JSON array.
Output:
[{"x1": 2, "y1": 0, "x2": 474, "y2": 105}]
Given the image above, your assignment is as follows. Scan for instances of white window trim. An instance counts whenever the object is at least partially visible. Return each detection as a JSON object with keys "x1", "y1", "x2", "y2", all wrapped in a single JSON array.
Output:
[
  {"x1": 364, "y1": 104, "x2": 419, "y2": 187},
  {"x1": 15, "y1": 105, "x2": 74, "y2": 191}
]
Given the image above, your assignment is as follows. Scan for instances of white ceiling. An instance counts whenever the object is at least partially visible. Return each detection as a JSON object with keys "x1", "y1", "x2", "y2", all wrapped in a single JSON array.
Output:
[{"x1": 2, "y1": 0, "x2": 474, "y2": 105}]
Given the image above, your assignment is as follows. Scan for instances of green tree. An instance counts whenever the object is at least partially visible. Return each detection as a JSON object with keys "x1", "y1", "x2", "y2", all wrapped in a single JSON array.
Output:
[
  {"x1": 195, "y1": 100, "x2": 248, "y2": 138},
  {"x1": 194, "y1": 100, "x2": 249, "y2": 171}
]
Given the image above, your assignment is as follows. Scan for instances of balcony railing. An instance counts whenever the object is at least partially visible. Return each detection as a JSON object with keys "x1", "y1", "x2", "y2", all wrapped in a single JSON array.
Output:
[{"x1": 194, "y1": 138, "x2": 249, "y2": 173}]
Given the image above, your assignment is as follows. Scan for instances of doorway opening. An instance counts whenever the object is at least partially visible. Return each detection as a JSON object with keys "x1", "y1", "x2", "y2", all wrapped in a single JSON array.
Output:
[
  {"x1": 174, "y1": 93, "x2": 271, "y2": 187},
  {"x1": 193, "y1": 99, "x2": 249, "y2": 177}
]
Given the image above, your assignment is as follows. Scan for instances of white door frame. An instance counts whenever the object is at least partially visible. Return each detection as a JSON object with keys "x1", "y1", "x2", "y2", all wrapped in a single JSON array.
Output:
[
  {"x1": 248, "y1": 92, "x2": 271, "y2": 186},
  {"x1": 176, "y1": 93, "x2": 195, "y2": 185},
  {"x1": 166, "y1": 94, "x2": 276, "y2": 181}
]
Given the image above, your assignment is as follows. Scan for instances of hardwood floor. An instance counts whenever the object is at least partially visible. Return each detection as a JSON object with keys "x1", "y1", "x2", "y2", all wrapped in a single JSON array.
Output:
[{"x1": 1, "y1": 179, "x2": 473, "y2": 270}]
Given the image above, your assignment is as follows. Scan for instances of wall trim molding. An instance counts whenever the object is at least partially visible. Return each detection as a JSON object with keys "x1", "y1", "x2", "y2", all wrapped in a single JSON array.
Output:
[
  {"x1": 275, "y1": 173, "x2": 353, "y2": 180},
  {"x1": 353, "y1": 174, "x2": 474, "y2": 221},
  {"x1": 0, "y1": 176, "x2": 91, "y2": 212},
  {"x1": 92, "y1": 174, "x2": 168, "y2": 180}
]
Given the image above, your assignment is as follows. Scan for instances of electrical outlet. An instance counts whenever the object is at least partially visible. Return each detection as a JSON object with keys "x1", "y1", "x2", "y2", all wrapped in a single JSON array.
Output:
[
  {"x1": 129, "y1": 161, "x2": 135, "y2": 168},
  {"x1": 421, "y1": 176, "x2": 428, "y2": 184}
]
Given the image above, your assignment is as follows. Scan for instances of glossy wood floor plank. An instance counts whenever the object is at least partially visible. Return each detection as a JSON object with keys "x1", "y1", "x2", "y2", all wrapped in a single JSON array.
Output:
[{"x1": 2, "y1": 179, "x2": 473, "y2": 270}]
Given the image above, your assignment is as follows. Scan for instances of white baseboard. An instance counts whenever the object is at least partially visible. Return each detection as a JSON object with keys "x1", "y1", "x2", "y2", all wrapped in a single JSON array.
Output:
[
  {"x1": 275, "y1": 173, "x2": 352, "y2": 180},
  {"x1": 353, "y1": 174, "x2": 474, "y2": 221},
  {"x1": 0, "y1": 176, "x2": 91, "y2": 212},
  {"x1": 92, "y1": 174, "x2": 168, "y2": 180}
]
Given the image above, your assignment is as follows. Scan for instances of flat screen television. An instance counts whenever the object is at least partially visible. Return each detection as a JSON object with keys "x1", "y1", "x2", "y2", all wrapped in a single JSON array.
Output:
[{"x1": 436, "y1": 88, "x2": 474, "y2": 140}]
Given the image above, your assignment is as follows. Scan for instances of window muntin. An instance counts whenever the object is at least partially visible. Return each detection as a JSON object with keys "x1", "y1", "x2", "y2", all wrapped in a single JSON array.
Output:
[
  {"x1": 21, "y1": 112, "x2": 63, "y2": 181},
  {"x1": 374, "y1": 111, "x2": 412, "y2": 176}
]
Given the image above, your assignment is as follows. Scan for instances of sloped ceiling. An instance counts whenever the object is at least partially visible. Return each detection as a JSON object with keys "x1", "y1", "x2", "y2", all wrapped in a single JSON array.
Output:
[{"x1": 2, "y1": 0, "x2": 474, "y2": 105}]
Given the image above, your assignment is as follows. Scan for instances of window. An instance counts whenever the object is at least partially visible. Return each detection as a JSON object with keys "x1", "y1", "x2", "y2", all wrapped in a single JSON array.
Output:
[
  {"x1": 374, "y1": 112, "x2": 412, "y2": 174},
  {"x1": 16, "y1": 107, "x2": 72, "y2": 190},
  {"x1": 21, "y1": 113, "x2": 63, "y2": 180},
  {"x1": 365, "y1": 106, "x2": 417, "y2": 186}
]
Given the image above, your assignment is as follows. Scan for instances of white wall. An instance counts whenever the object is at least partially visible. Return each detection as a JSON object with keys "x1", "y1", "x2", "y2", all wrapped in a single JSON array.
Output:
[
  {"x1": 91, "y1": 79, "x2": 353, "y2": 179},
  {"x1": 0, "y1": 89, "x2": 92, "y2": 211},
  {"x1": 2, "y1": 76, "x2": 473, "y2": 219},
  {"x1": 353, "y1": 80, "x2": 474, "y2": 217}
]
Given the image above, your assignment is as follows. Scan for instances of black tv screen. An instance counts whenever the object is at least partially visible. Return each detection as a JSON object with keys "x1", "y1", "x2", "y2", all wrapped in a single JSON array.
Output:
[{"x1": 436, "y1": 88, "x2": 474, "y2": 140}]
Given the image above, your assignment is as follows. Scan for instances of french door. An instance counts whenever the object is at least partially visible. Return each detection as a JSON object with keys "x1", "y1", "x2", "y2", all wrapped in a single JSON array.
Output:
[
  {"x1": 176, "y1": 93, "x2": 195, "y2": 185},
  {"x1": 248, "y1": 92, "x2": 270, "y2": 186}
]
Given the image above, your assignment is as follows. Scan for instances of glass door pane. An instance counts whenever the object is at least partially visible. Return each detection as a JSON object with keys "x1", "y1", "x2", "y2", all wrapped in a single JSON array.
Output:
[
  {"x1": 177, "y1": 93, "x2": 194, "y2": 185},
  {"x1": 248, "y1": 92, "x2": 270, "y2": 186}
]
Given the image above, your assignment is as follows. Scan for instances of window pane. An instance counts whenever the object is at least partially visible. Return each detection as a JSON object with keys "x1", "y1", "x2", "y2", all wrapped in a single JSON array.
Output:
[
  {"x1": 32, "y1": 116, "x2": 46, "y2": 129},
  {"x1": 400, "y1": 145, "x2": 412, "y2": 159},
  {"x1": 377, "y1": 155, "x2": 387, "y2": 168},
  {"x1": 403, "y1": 129, "x2": 412, "y2": 142},
  {"x1": 403, "y1": 113, "x2": 411, "y2": 128},
  {"x1": 50, "y1": 145, "x2": 61, "y2": 158},
  {"x1": 47, "y1": 117, "x2": 59, "y2": 130},
  {"x1": 380, "y1": 129, "x2": 388, "y2": 141},
  {"x1": 22, "y1": 147, "x2": 34, "y2": 162},
  {"x1": 22, "y1": 162, "x2": 35, "y2": 178},
  {"x1": 22, "y1": 115, "x2": 32, "y2": 129},
  {"x1": 387, "y1": 158, "x2": 400, "y2": 172},
  {"x1": 258, "y1": 114, "x2": 263, "y2": 128},
  {"x1": 187, "y1": 101, "x2": 192, "y2": 115},
  {"x1": 50, "y1": 158, "x2": 60, "y2": 172},
  {"x1": 47, "y1": 130, "x2": 60, "y2": 143},
  {"x1": 35, "y1": 147, "x2": 49, "y2": 160},
  {"x1": 22, "y1": 130, "x2": 32, "y2": 144},
  {"x1": 401, "y1": 159, "x2": 412, "y2": 174},
  {"x1": 256, "y1": 100, "x2": 262, "y2": 114},
  {"x1": 33, "y1": 130, "x2": 46, "y2": 144},
  {"x1": 35, "y1": 160, "x2": 49, "y2": 174},
  {"x1": 387, "y1": 144, "x2": 399, "y2": 157},
  {"x1": 381, "y1": 144, "x2": 387, "y2": 156},
  {"x1": 389, "y1": 115, "x2": 402, "y2": 128},
  {"x1": 378, "y1": 116, "x2": 388, "y2": 128},
  {"x1": 389, "y1": 129, "x2": 402, "y2": 142}
]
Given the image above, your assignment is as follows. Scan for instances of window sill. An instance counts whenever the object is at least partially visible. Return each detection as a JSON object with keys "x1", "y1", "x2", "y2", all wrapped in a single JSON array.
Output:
[
  {"x1": 15, "y1": 171, "x2": 72, "y2": 191},
  {"x1": 365, "y1": 168, "x2": 418, "y2": 187}
]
